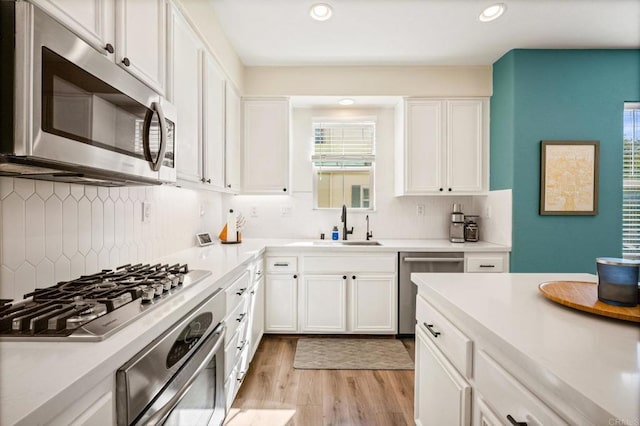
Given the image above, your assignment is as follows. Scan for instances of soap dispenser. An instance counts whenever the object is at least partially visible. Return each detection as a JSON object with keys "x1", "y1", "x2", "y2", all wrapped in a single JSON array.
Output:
[{"x1": 331, "y1": 226, "x2": 339, "y2": 240}]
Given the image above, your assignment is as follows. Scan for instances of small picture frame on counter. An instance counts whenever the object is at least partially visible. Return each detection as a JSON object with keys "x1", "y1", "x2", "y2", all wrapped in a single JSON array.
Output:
[{"x1": 196, "y1": 232, "x2": 214, "y2": 246}]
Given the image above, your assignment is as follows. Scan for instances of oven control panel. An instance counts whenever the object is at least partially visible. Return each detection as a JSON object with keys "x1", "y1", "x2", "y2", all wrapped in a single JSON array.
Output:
[{"x1": 167, "y1": 313, "x2": 213, "y2": 368}]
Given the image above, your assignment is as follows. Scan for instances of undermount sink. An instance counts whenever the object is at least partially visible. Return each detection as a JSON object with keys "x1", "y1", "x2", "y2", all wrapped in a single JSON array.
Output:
[{"x1": 312, "y1": 240, "x2": 382, "y2": 246}]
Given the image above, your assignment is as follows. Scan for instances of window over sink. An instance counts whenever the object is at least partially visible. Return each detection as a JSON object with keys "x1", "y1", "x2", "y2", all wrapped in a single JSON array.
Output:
[{"x1": 312, "y1": 119, "x2": 375, "y2": 209}]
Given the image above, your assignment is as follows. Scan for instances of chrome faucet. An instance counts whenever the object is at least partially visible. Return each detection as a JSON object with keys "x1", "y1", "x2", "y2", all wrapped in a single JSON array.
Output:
[
  {"x1": 366, "y1": 215, "x2": 373, "y2": 241},
  {"x1": 341, "y1": 204, "x2": 353, "y2": 240}
]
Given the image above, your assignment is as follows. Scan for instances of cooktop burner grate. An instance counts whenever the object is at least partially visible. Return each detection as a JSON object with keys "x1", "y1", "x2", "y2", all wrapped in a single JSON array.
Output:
[{"x1": 0, "y1": 263, "x2": 211, "y2": 341}]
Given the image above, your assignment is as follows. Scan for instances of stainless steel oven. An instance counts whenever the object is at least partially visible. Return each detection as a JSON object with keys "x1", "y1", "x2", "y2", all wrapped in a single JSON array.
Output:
[
  {"x1": 0, "y1": 2, "x2": 176, "y2": 185},
  {"x1": 116, "y1": 290, "x2": 226, "y2": 426}
]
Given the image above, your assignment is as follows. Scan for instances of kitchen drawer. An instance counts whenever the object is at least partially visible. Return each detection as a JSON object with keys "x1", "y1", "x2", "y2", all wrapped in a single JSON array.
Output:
[
  {"x1": 303, "y1": 254, "x2": 396, "y2": 274},
  {"x1": 225, "y1": 343, "x2": 249, "y2": 410},
  {"x1": 225, "y1": 270, "x2": 251, "y2": 313},
  {"x1": 416, "y1": 294, "x2": 472, "y2": 379},
  {"x1": 253, "y1": 258, "x2": 264, "y2": 283},
  {"x1": 465, "y1": 253, "x2": 508, "y2": 273},
  {"x1": 224, "y1": 320, "x2": 249, "y2": 378},
  {"x1": 224, "y1": 295, "x2": 249, "y2": 346},
  {"x1": 266, "y1": 256, "x2": 297, "y2": 273},
  {"x1": 476, "y1": 350, "x2": 567, "y2": 426}
]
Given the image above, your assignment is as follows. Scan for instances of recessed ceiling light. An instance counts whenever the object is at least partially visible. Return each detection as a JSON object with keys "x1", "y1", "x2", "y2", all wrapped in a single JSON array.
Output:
[
  {"x1": 338, "y1": 98, "x2": 355, "y2": 106},
  {"x1": 479, "y1": 3, "x2": 506, "y2": 22},
  {"x1": 310, "y1": 3, "x2": 333, "y2": 21}
]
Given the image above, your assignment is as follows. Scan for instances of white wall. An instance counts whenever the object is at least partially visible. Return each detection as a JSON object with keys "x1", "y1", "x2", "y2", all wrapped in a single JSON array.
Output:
[
  {"x1": 224, "y1": 106, "x2": 480, "y2": 239},
  {"x1": 474, "y1": 189, "x2": 512, "y2": 247},
  {"x1": 0, "y1": 178, "x2": 222, "y2": 301}
]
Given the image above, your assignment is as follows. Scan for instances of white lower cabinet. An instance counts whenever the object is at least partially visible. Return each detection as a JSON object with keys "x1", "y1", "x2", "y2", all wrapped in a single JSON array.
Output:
[
  {"x1": 475, "y1": 350, "x2": 566, "y2": 426},
  {"x1": 265, "y1": 273, "x2": 298, "y2": 332},
  {"x1": 351, "y1": 274, "x2": 396, "y2": 333},
  {"x1": 415, "y1": 325, "x2": 471, "y2": 426},
  {"x1": 474, "y1": 394, "x2": 502, "y2": 426},
  {"x1": 300, "y1": 274, "x2": 347, "y2": 332}
]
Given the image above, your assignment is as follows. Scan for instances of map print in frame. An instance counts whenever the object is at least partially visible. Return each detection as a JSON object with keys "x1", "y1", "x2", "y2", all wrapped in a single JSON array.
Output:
[{"x1": 540, "y1": 141, "x2": 599, "y2": 215}]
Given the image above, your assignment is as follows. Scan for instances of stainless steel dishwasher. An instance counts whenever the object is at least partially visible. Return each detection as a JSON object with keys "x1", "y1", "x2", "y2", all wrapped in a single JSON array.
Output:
[{"x1": 398, "y1": 252, "x2": 464, "y2": 335}]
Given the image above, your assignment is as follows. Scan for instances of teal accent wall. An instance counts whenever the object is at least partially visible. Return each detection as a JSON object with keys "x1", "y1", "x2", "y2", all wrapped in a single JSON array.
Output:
[{"x1": 491, "y1": 49, "x2": 640, "y2": 273}]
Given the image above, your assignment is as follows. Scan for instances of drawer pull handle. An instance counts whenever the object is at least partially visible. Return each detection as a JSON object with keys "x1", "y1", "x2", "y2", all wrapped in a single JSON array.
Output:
[
  {"x1": 236, "y1": 313, "x2": 246, "y2": 322},
  {"x1": 479, "y1": 264, "x2": 496, "y2": 268},
  {"x1": 237, "y1": 340, "x2": 246, "y2": 351},
  {"x1": 506, "y1": 415, "x2": 527, "y2": 426},
  {"x1": 236, "y1": 288, "x2": 247, "y2": 296},
  {"x1": 273, "y1": 263, "x2": 289, "y2": 267},
  {"x1": 237, "y1": 370, "x2": 246, "y2": 382},
  {"x1": 424, "y1": 322, "x2": 441, "y2": 338}
]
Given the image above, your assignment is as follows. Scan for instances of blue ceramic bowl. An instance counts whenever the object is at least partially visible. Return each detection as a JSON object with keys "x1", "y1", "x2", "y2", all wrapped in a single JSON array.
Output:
[{"x1": 596, "y1": 257, "x2": 639, "y2": 307}]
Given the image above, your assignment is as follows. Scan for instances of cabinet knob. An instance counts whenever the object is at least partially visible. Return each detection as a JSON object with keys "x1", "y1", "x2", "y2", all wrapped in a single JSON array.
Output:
[
  {"x1": 122, "y1": 57, "x2": 131, "y2": 67},
  {"x1": 342, "y1": 275, "x2": 347, "y2": 280},
  {"x1": 448, "y1": 188, "x2": 452, "y2": 192},
  {"x1": 293, "y1": 274, "x2": 297, "y2": 279},
  {"x1": 227, "y1": 184, "x2": 232, "y2": 188},
  {"x1": 206, "y1": 179, "x2": 211, "y2": 184},
  {"x1": 200, "y1": 178, "x2": 206, "y2": 183},
  {"x1": 506, "y1": 415, "x2": 528, "y2": 426},
  {"x1": 283, "y1": 188, "x2": 287, "y2": 192},
  {"x1": 439, "y1": 188, "x2": 443, "y2": 192},
  {"x1": 352, "y1": 275, "x2": 356, "y2": 280},
  {"x1": 104, "y1": 43, "x2": 114, "y2": 54}
]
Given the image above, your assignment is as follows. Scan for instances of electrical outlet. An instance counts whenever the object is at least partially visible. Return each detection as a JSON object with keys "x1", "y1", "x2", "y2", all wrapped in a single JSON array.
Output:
[
  {"x1": 142, "y1": 202, "x2": 152, "y2": 222},
  {"x1": 281, "y1": 206, "x2": 292, "y2": 217},
  {"x1": 416, "y1": 204, "x2": 425, "y2": 216},
  {"x1": 250, "y1": 206, "x2": 258, "y2": 217},
  {"x1": 484, "y1": 205, "x2": 492, "y2": 218}
]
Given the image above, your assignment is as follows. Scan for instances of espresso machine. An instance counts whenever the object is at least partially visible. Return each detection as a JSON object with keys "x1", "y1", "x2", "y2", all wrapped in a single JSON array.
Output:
[{"x1": 449, "y1": 203, "x2": 465, "y2": 243}]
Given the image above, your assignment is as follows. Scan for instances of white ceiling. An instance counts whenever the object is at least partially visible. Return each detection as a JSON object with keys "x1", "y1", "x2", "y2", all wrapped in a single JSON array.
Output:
[{"x1": 209, "y1": 0, "x2": 640, "y2": 66}]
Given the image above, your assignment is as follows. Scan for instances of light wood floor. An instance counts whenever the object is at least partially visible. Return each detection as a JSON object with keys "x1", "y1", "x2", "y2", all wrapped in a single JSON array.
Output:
[{"x1": 225, "y1": 335, "x2": 415, "y2": 426}]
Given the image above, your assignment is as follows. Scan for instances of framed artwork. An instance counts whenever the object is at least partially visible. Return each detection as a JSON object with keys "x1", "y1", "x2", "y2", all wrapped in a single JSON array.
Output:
[{"x1": 540, "y1": 141, "x2": 599, "y2": 215}]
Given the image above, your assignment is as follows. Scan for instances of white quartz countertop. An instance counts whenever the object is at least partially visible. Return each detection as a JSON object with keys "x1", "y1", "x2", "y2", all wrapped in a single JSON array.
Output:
[
  {"x1": 0, "y1": 238, "x2": 508, "y2": 424},
  {"x1": 411, "y1": 272, "x2": 640, "y2": 425}
]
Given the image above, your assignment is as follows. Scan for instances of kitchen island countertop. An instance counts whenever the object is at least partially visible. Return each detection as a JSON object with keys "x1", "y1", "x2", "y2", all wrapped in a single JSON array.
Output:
[{"x1": 412, "y1": 272, "x2": 640, "y2": 425}]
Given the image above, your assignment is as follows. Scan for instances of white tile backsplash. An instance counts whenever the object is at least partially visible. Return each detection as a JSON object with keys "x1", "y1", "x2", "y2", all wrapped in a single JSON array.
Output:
[{"x1": 0, "y1": 177, "x2": 221, "y2": 301}]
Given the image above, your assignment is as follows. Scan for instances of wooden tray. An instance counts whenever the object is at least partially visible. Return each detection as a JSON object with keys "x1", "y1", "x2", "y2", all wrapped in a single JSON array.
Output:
[{"x1": 538, "y1": 281, "x2": 640, "y2": 323}]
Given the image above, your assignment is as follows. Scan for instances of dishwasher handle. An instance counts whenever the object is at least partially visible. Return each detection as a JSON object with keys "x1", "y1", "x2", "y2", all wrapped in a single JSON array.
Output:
[{"x1": 403, "y1": 257, "x2": 464, "y2": 263}]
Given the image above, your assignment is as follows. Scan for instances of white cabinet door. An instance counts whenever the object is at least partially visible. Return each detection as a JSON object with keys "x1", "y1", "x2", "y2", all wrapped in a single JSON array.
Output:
[
  {"x1": 404, "y1": 100, "x2": 444, "y2": 194},
  {"x1": 415, "y1": 326, "x2": 471, "y2": 426},
  {"x1": 249, "y1": 275, "x2": 264, "y2": 359},
  {"x1": 30, "y1": 0, "x2": 115, "y2": 56},
  {"x1": 474, "y1": 394, "x2": 503, "y2": 426},
  {"x1": 242, "y1": 98, "x2": 290, "y2": 194},
  {"x1": 300, "y1": 274, "x2": 347, "y2": 332},
  {"x1": 446, "y1": 100, "x2": 484, "y2": 192},
  {"x1": 265, "y1": 274, "x2": 297, "y2": 332},
  {"x1": 115, "y1": 0, "x2": 166, "y2": 94},
  {"x1": 202, "y1": 52, "x2": 226, "y2": 190},
  {"x1": 225, "y1": 83, "x2": 242, "y2": 192},
  {"x1": 350, "y1": 274, "x2": 396, "y2": 333},
  {"x1": 398, "y1": 98, "x2": 487, "y2": 195},
  {"x1": 169, "y1": 7, "x2": 203, "y2": 184}
]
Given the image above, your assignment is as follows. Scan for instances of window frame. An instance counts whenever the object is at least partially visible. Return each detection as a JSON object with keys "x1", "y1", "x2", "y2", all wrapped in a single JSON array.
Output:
[
  {"x1": 622, "y1": 102, "x2": 640, "y2": 259},
  {"x1": 311, "y1": 116, "x2": 377, "y2": 211}
]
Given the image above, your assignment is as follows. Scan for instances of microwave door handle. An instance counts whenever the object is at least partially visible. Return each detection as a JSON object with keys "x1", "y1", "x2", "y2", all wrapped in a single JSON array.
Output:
[
  {"x1": 143, "y1": 101, "x2": 168, "y2": 172},
  {"x1": 142, "y1": 326, "x2": 226, "y2": 426}
]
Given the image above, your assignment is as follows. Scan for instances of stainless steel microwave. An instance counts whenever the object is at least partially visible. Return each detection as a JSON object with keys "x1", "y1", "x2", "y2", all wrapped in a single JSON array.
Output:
[{"x1": 0, "y1": 2, "x2": 176, "y2": 186}]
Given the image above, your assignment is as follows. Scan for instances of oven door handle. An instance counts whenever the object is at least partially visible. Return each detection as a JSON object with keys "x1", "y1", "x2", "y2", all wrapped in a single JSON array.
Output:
[{"x1": 142, "y1": 325, "x2": 226, "y2": 426}]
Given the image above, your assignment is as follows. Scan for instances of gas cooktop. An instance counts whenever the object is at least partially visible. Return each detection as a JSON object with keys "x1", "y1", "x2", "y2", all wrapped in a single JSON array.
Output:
[{"x1": 0, "y1": 263, "x2": 212, "y2": 341}]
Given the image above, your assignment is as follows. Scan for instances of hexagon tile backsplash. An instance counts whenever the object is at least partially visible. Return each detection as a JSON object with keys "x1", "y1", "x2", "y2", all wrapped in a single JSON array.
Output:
[{"x1": 0, "y1": 177, "x2": 220, "y2": 301}]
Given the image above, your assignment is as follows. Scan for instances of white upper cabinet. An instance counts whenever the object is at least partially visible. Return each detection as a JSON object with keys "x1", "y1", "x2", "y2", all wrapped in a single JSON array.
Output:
[
  {"x1": 242, "y1": 98, "x2": 290, "y2": 194},
  {"x1": 202, "y1": 52, "x2": 227, "y2": 190},
  {"x1": 32, "y1": 0, "x2": 166, "y2": 94},
  {"x1": 115, "y1": 0, "x2": 166, "y2": 94},
  {"x1": 396, "y1": 98, "x2": 488, "y2": 195},
  {"x1": 169, "y1": 6, "x2": 202, "y2": 184},
  {"x1": 225, "y1": 84, "x2": 242, "y2": 193}
]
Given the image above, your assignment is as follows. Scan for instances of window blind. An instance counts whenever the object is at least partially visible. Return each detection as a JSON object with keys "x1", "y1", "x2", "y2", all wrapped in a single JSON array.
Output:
[
  {"x1": 623, "y1": 107, "x2": 640, "y2": 257},
  {"x1": 312, "y1": 121, "x2": 375, "y2": 162}
]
